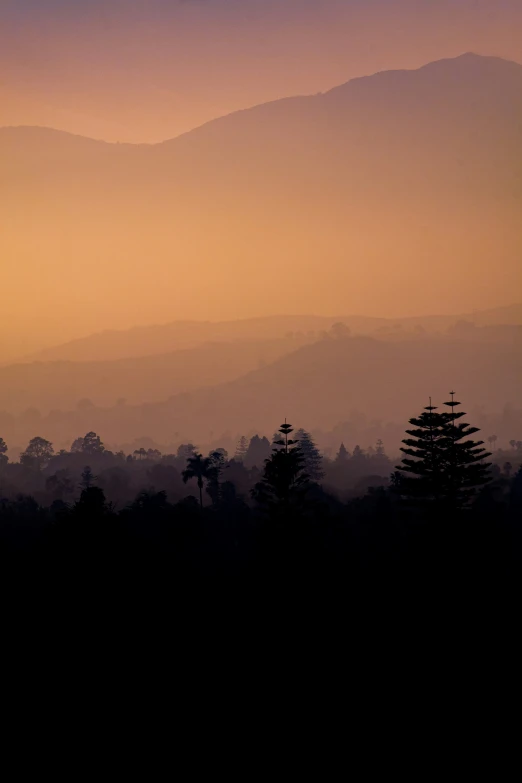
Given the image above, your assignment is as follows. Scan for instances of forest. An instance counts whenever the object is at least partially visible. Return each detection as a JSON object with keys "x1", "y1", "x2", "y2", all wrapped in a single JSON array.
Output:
[{"x1": 1, "y1": 394, "x2": 521, "y2": 622}]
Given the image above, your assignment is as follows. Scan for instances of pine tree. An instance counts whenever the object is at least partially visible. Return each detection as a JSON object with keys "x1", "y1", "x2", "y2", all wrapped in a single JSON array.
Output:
[
  {"x1": 398, "y1": 395, "x2": 491, "y2": 511},
  {"x1": 234, "y1": 436, "x2": 248, "y2": 462},
  {"x1": 440, "y1": 392, "x2": 491, "y2": 507},
  {"x1": 397, "y1": 400, "x2": 447, "y2": 504},
  {"x1": 334, "y1": 443, "x2": 349, "y2": 464},
  {"x1": 80, "y1": 466, "x2": 97, "y2": 490},
  {"x1": 244, "y1": 435, "x2": 272, "y2": 469},
  {"x1": 0, "y1": 437, "x2": 7, "y2": 468},
  {"x1": 252, "y1": 421, "x2": 310, "y2": 511},
  {"x1": 294, "y1": 428, "x2": 324, "y2": 481}
]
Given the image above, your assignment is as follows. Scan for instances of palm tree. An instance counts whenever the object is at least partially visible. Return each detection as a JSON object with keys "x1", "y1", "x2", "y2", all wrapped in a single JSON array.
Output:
[
  {"x1": 488, "y1": 435, "x2": 498, "y2": 451},
  {"x1": 182, "y1": 453, "x2": 213, "y2": 508}
]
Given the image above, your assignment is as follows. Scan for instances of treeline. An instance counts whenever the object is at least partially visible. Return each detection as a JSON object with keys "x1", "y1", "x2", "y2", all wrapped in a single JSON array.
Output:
[{"x1": 0, "y1": 398, "x2": 521, "y2": 585}]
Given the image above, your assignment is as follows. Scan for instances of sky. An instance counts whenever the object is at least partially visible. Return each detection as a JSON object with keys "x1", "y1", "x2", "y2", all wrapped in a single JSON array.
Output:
[
  {"x1": 1, "y1": 0, "x2": 522, "y2": 359},
  {"x1": 1, "y1": 0, "x2": 522, "y2": 141}
]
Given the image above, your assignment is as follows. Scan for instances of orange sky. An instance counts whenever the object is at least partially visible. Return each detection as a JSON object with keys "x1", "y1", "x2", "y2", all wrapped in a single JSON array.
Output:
[{"x1": 1, "y1": 1, "x2": 522, "y2": 360}]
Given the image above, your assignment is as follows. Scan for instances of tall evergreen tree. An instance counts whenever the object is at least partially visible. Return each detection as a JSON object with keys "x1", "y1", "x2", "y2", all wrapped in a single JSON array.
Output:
[
  {"x1": 252, "y1": 421, "x2": 310, "y2": 511},
  {"x1": 234, "y1": 436, "x2": 248, "y2": 462},
  {"x1": 440, "y1": 392, "x2": 491, "y2": 507},
  {"x1": 80, "y1": 466, "x2": 97, "y2": 490},
  {"x1": 397, "y1": 400, "x2": 447, "y2": 504},
  {"x1": 0, "y1": 437, "x2": 7, "y2": 468},
  {"x1": 334, "y1": 443, "x2": 349, "y2": 464},
  {"x1": 398, "y1": 395, "x2": 491, "y2": 510},
  {"x1": 244, "y1": 435, "x2": 272, "y2": 469},
  {"x1": 295, "y1": 428, "x2": 324, "y2": 481}
]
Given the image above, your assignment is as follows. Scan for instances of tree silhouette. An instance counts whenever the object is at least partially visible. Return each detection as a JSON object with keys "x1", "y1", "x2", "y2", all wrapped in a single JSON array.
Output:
[
  {"x1": 206, "y1": 449, "x2": 228, "y2": 505},
  {"x1": 70, "y1": 437, "x2": 85, "y2": 453},
  {"x1": 488, "y1": 435, "x2": 498, "y2": 451},
  {"x1": 334, "y1": 443, "x2": 349, "y2": 464},
  {"x1": 244, "y1": 435, "x2": 272, "y2": 469},
  {"x1": 397, "y1": 400, "x2": 446, "y2": 505},
  {"x1": 46, "y1": 470, "x2": 74, "y2": 499},
  {"x1": 80, "y1": 466, "x2": 97, "y2": 490},
  {"x1": 21, "y1": 437, "x2": 54, "y2": 471},
  {"x1": 82, "y1": 431, "x2": 105, "y2": 455},
  {"x1": 234, "y1": 436, "x2": 249, "y2": 462},
  {"x1": 182, "y1": 453, "x2": 213, "y2": 508},
  {"x1": 0, "y1": 437, "x2": 7, "y2": 468},
  {"x1": 442, "y1": 393, "x2": 491, "y2": 507},
  {"x1": 295, "y1": 428, "x2": 324, "y2": 481},
  {"x1": 252, "y1": 421, "x2": 310, "y2": 511},
  {"x1": 177, "y1": 443, "x2": 197, "y2": 461},
  {"x1": 134, "y1": 448, "x2": 147, "y2": 461},
  {"x1": 398, "y1": 395, "x2": 491, "y2": 510},
  {"x1": 74, "y1": 486, "x2": 109, "y2": 518}
]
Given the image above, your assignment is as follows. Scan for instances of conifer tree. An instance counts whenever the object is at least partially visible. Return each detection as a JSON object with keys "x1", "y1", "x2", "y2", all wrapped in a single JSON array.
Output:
[
  {"x1": 334, "y1": 443, "x2": 349, "y2": 464},
  {"x1": 295, "y1": 428, "x2": 324, "y2": 481},
  {"x1": 397, "y1": 400, "x2": 447, "y2": 504},
  {"x1": 234, "y1": 436, "x2": 248, "y2": 462},
  {"x1": 252, "y1": 421, "x2": 310, "y2": 511},
  {"x1": 0, "y1": 437, "x2": 7, "y2": 468},
  {"x1": 398, "y1": 395, "x2": 491, "y2": 510},
  {"x1": 80, "y1": 466, "x2": 97, "y2": 490},
  {"x1": 440, "y1": 392, "x2": 491, "y2": 507}
]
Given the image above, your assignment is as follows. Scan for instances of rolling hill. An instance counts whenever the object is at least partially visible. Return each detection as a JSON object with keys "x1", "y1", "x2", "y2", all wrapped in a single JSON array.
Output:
[
  {"x1": 14, "y1": 302, "x2": 522, "y2": 365},
  {"x1": 1, "y1": 328, "x2": 520, "y2": 452}
]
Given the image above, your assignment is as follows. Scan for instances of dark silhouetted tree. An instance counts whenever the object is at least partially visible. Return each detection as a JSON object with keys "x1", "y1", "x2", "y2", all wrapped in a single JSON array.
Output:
[
  {"x1": 442, "y1": 393, "x2": 491, "y2": 508},
  {"x1": 177, "y1": 443, "x2": 197, "y2": 461},
  {"x1": 206, "y1": 449, "x2": 228, "y2": 505},
  {"x1": 234, "y1": 436, "x2": 248, "y2": 462},
  {"x1": 335, "y1": 443, "x2": 349, "y2": 464},
  {"x1": 80, "y1": 466, "x2": 97, "y2": 490},
  {"x1": 182, "y1": 453, "x2": 213, "y2": 508},
  {"x1": 488, "y1": 434, "x2": 498, "y2": 451},
  {"x1": 244, "y1": 435, "x2": 271, "y2": 469},
  {"x1": 0, "y1": 437, "x2": 7, "y2": 468},
  {"x1": 82, "y1": 431, "x2": 105, "y2": 455},
  {"x1": 398, "y1": 395, "x2": 491, "y2": 510},
  {"x1": 46, "y1": 470, "x2": 74, "y2": 500},
  {"x1": 21, "y1": 437, "x2": 54, "y2": 471},
  {"x1": 295, "y1": 428, "x2": 324, "y2": 481},
  {"x1": 71, "y1": 437, "x2": 85, "y2": 453},
  {"x1": 252, "y1": 421, "x2": 310, "y2": 512},
  {"x1": 398, "y1": 400, "x2": 449, "y2": 506}
]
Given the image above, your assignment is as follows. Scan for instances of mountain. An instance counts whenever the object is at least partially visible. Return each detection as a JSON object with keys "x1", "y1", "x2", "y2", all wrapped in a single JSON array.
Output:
[{"x1": 1, "y1": 53, "x2": 522, "y2": 352}]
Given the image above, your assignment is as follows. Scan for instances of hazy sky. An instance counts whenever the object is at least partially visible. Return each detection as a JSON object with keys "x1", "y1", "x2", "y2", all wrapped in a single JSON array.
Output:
[
  {"x1": 1, "y1": 0, "x2": 522, "y2": 359},
  {"x1": 2, "y1": 0, "x2": 522, "y2": 141}
]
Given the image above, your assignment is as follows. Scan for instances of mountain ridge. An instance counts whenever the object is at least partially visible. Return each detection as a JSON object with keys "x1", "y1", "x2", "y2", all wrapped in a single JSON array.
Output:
[
  {"x1": 2, "y1": 52, "x2": 521, "y2": 148},
  {"x1": 14, "y1": 303, "x2": 522, "y2": 365},
  {"x1": 2, "y1": 52, "x2": 521, "y2": 348}
]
